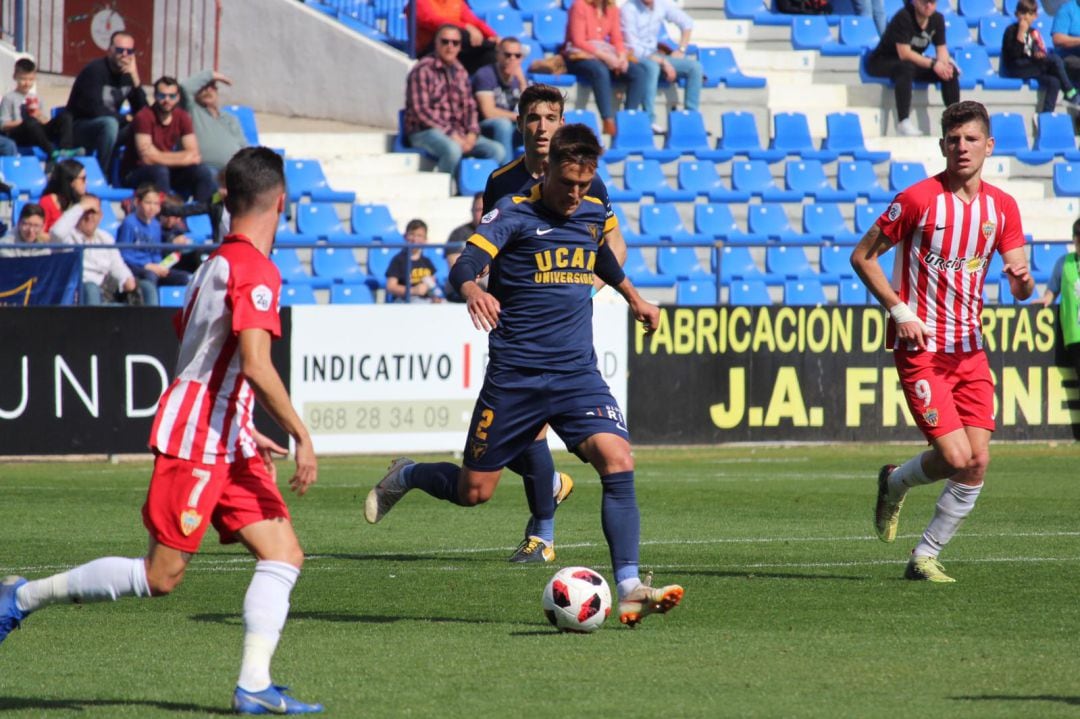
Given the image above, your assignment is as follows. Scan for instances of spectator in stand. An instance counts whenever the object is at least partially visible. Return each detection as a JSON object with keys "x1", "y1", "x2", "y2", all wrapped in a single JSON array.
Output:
[
  {"x1": 444, "y1": 191, "x2": 485, "y2": 302},
  {"x1": 38, "y1": 159, "x2": 88, "y2": 232},
  {"x1": 120, "y1": 76, "x2": 216, "y2": 204},
  {"x1": 564, "y1": 0, "x2": 647, "y2": 137},
  {"x1": 0, "y1": 203, "x2": 50, "y2": 257},
  {"x1": 1051, "y1": 0, "x2": 1080, "y2": 86},
  {"x1": 50, "y1": 194, "x2": 142, "y2": 306},
  {"x1": 865, "y1": 0, "x2": 959, "y2": 136},
  {"x1": 406, "y1": 24, "x2": 505, "y2": 174},
  {"x1": 412, "y1": 0, "x2": 499, "y2": 75},
  {"x1": 1004, "y1": 0, "x2": 1080, "y2": 111},
  {"x1": 179, "y1": 70, "x2": 248, "y2": 172},
  {"x1": 65, "y1": 30, "x2": 147, "y2": 166},
  {"x1": 620, "y1": 0, "x2": 703, "y2": 134},
  {"x1": 0, "y1": 58, "x2": 77, "y2": 162},
  {"x1": 117, "y1": 182, "x2": 192, "y2": 302},
  {"x1": 385, "y1": 218, "x2": 444, "y2": 303},
  {"x1": 1037, "y1": 219, "x2": 1080, "y2": 414},
  {"x1": 473, "y1": 37, "x2": 527, "y2": 164}
]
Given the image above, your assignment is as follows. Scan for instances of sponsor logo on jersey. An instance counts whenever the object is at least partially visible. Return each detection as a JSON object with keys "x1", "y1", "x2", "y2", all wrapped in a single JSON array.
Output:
[
  {"x1": 887, "y1": 202, "x2": 902, "y2": 222},
  {"x1": 180, "y1": 509, "x2": 203, "y2": 536},
  {"x1": 922, "y1": 250, "x2": 986, "y2": 273},
  {"x1": 921, "y1": 407, "x2": 939, "y2": 427},
  {"x1": 481, "y1": 209, "x2": 499, "y2": 224},
  {"x1": 536, "y1": 226, "x2": 554, "y2": 235},
  {"x1": 251, "y1": 284, "x2": 273, "y2": 312}
]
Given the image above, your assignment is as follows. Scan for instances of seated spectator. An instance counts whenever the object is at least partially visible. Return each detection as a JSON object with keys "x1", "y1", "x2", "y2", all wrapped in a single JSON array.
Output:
[
  {"x1": 0, "y1": 203, "x2": 51, "y2": 257},
  {"x1": 444, "y1": 191, "x2": 484, "y2": 302},
  {"x1": 865, "y1": 0, "x2": 959, "y2": 136},
  {"x1": 412, "y1": 0, "x2": 498, "y2": 75},
  {"x1": 179, "y1": 70, "x2": 247, "y2": 172},
  {"x1": 620, "y1": 0, "x2": 703, "y2": 133},
  {"x1": 0, "y1": 58, "x2": 77, "y2": 162},
  {"x1": 117, "y1": 183, "x2": 192, "y2": 296},
  {"x1": 120, "y1": 76, "x2": 216, "y2": 204},
  {"x1": 1005, "y1": 0, "x2": 1080, "y2": 111},
  {"x1": 159, "y1": 195, "x2": 205, "y2": 274},
  {"x1": 405, "y1": 24, "x2": 505, "y2": 174},
  {"x1": 473, "y1": 38, "x2": 527, "y2": 163},
  {"x1": 1052, "y1": 0, "x2": 1080, "y2": 86},
  {"x1": 38, "y1": 159, "x2": 88, "y2": 232},
  {"x1": 65, "y1": 30, "x2": 147, "y2": 165},
  {"x1": 564, "y1": 0, "x2": 647, "y2": 137},
  {"x1": 385, "y1": 218, "x2": 444, "y2": 302},
  {"x1": 50, "y1": 194, "x2": 142, "y2": 305}
]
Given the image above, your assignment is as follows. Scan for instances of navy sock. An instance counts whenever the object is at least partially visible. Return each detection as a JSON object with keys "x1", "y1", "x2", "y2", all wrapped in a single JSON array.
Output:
[
  {"x1": 600, "y1": 471, "x2": 640, "y2": 585},
  {"x1": 400, "y1": 462, "x2": 466, "y2": 506},
  {"x1": 510, "y1": 440, "x2": 556, "y2": 543}
]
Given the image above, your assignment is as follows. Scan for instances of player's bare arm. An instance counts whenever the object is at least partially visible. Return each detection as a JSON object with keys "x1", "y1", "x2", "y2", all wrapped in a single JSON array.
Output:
[
  {"x1": 238, "y1": 327, "x2": 317, "y2": 495},
  {"x1": 851, "y1": 224, "x2": 929, "y2": 350},
  {"x1": 1001, "y1": 246, "x2": 1035, "y2": 300}
]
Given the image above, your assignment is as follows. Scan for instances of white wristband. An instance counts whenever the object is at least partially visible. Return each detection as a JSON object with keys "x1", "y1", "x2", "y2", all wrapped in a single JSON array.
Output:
[{"x1": 889, "y1": 302, "x2": 919, "y2": 325}]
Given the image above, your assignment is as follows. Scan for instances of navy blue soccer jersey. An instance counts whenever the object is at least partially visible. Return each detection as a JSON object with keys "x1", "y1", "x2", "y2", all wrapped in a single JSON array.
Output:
[
  {"x1": 468, "y1": 183, "x2": 609, "y2": 371},
  {"x1": 483, "y1": 156, "x2": 618, "y2": 235}
]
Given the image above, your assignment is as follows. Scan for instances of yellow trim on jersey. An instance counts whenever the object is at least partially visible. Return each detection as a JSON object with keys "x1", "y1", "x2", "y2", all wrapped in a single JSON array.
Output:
[
  {"x1": 489, "y1": 155, "x2": 525, "y2": 180},
  {"x1": 467, "y1": 232, "x2": 499, "y2": 258},
  {"x1": 603, "y1": 214, "x2": 618, "y2": 234},
  {"x1": 513, "y1": 183, "x2": 543, "y2": 204},
  {"x1": 582, "y1": 195, "x2": 603, "y2": 205}
]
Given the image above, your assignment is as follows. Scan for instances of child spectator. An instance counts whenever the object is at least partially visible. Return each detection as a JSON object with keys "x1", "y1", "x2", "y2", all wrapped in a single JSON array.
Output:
[
  {"x1": 0, "y1": 58, "x2": 77, "y2": 162},
  {"x1": 385, "y1": 218, "x2": 444, "y2": 303},
  {"x1": 116, "y1": 182, "x2": 192, "y2": 297},
  {"x1": 1001, "y1": 0, "x2": 1079, "y2": 112}
]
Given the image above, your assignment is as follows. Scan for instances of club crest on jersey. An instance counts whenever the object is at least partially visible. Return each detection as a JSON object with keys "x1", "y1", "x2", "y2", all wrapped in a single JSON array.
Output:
[
  {"x1": 481, "y1": 209, "x2": 499, "y2": 225},
  {"x1": 981, "y1": 220, "x2": 995, "y2": 239},
  {"x1": 180, "y1": 509, "x2": 203, "y2": 536},
  {"x1": 251, "y1": 284, "x2": 273, "y2": 312},
  {"x1": 587, "y1": 223, "x2": 599, "y2": 242},
  {"x1": 887, "y1": 202, "x2": 902, "y2": 222},
  {"x1": 467, "y1": 440, "x2": 487, "y2": 461},
  {"x1": 921, "y1": 408, "x2": 939, "y2": 427}
]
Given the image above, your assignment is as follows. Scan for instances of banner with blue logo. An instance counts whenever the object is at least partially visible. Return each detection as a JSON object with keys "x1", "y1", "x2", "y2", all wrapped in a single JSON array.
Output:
[{"x1": 0, "y1": 253, "x2": 82, "y2": 306}]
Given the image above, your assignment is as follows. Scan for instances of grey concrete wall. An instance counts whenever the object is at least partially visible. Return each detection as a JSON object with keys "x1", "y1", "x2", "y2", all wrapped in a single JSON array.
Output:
[{"x1": 219, "y1": 0, "x2": 412, "y2": 129}]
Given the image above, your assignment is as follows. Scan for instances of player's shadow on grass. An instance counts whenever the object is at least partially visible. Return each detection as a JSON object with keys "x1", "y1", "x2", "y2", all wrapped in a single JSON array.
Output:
[
  {"x1": 677, "y1": 569, "x2": 870, "y2": 581},
  {"x1": 191, "y1": 611, "x2": 499, "y2": 627},
  {"x1": 953, "y1": 694, "x2": 1080, "y2": 707},
  {"x1": 307, "y1": 552, "x2": 493, "y2": 564},
  {"x1": 0, "y1": 697, "x2": 232, "y2": 714}
]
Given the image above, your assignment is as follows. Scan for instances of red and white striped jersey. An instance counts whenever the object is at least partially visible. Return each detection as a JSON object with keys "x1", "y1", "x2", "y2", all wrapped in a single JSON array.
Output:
[
  {"x1": 150, "y1": 235, "x2": 282, "y2": 464},
  {"x1": 876, "y1": 172, "x2": 1025, "y2": 352}
]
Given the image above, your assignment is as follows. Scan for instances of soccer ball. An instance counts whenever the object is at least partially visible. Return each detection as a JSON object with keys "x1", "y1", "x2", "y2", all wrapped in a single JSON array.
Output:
[{"x1": 542, "y1": 566, "x2": 612, "y2": 633}]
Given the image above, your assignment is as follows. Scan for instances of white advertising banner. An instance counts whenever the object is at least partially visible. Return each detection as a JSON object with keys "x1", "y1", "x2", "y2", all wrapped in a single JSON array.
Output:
[{"x1": 289, "y1": 304, "x2": 629, "y2": 454}]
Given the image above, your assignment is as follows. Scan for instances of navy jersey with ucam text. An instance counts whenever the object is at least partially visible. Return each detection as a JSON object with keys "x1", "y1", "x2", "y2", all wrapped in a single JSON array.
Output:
[
  {"x1": 469, "y1": 183, "x2": 609, "y2": 371},
  {"x1": 483, "y1": 155, "x2": 618, "y2": 236}
]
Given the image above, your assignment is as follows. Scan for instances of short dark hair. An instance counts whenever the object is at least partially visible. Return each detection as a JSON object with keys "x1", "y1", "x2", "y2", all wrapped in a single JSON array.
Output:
[
  {"x1": 154, "y1": 76, "x2": 179, "y2": 93},
  {"x1": 519, "y1": 84, "x2": 565, "y2": 118},
  {"x1": 18, "y1": 203, "x2": 44, "y2": 222},
  {"x1": 13, "y1": 58, "x2": 35, "y2": 74},
  {"x1": 1014, "y1": 0, "x2": 1038, "y2": 13},
  {"x1": 434, "y1": 24, "x2": 463, "y2": 41},
  {"x1": 941, "y1": 100, "x2": 990, "y2": 136},
  {"x1": 548, "y1": 123, "x2": 602, "y2": 169},
  {"x1": 498, "y1": 36, "x2": 521, "y2": 48},
  {"x1": 109, "y1": 31, "x2": 133, "y2": 47},
  {"x1": 405, "y1": 218, "x2": 428, "y2": 234},
  {"x1": 1072, "y1": 218, "x2": 1080, "y2": 237},
  {"x1": 224, "y1": 146, "x2": 285, "y2": 217},
  {"x1": 135, "y1": 183, "x2": 159, "y2": 201}
]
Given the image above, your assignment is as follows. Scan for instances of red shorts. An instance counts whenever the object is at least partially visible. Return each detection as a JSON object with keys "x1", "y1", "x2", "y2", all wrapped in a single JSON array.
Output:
[
  {"x1": 894, "y1": 349, "x2": 996, "y2": 441},
  {"x1": 142, "y1": 453, "x2": 290, "y2": 553}
]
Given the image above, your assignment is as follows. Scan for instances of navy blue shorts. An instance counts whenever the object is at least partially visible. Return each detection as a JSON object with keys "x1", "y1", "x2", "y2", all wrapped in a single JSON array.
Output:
[{"x1": 462, "y1": 365, "x2": 629, "y2": 471}]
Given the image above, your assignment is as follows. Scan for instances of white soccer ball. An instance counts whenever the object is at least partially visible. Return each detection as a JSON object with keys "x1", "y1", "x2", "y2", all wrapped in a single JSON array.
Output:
[{"x1": 542, "y1": 566, "x2": 612, "y2": 633}]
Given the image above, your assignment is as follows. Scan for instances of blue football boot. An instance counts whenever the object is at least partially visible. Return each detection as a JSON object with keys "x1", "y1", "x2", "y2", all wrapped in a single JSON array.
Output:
[
  {"x1": 0, "y1": 576, "x2": 27, "y2": 645},
  {"x1": 233, "y1": 684, "x2": 323, "y2": 715}
]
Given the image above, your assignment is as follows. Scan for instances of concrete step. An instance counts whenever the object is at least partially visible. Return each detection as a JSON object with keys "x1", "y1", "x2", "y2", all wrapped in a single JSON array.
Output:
[{"x1": 261, "y1": 131, "x2": 391, "y2": 159}]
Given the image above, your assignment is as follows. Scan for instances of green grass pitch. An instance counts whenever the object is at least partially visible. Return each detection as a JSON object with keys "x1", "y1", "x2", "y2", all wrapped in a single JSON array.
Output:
[{"x1": 1, "y1": 443, "x2": 1078, "y2": 718}]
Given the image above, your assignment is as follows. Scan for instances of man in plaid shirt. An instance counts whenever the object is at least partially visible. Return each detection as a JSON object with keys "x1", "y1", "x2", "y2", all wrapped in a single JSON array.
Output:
[{"x1": 405, "y1": 24, "x2": 506, "y2": 174}]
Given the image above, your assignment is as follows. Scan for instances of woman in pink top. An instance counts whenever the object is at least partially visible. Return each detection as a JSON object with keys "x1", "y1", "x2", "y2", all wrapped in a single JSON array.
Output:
[{"x1": 563, "y1": 0, "x2": 647, "y2": 136}]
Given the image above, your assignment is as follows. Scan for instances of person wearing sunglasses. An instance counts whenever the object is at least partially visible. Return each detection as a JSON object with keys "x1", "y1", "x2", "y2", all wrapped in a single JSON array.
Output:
[
  {"x1": 179, "y1": 69, "x2": 248, "y2": 172},
  {"x1": 412, "y1": 0, "x2": 499, "y2": 75},
  {"x1": 65, "y1": 30, "x2": 148, "y2": 164},
  {"x1": 471, "y1": 37, "x2": 528, "y2": 162},
  {"x1": 120, "y1": 76, "x2": 216, "y2": 205},
  {"x1": 405, "y1": 24, "x2": 506, "y2": 174}
]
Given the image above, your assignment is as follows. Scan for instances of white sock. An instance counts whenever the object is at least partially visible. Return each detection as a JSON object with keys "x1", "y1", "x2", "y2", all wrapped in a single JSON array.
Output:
[
  {"x1": 16, "y1": 557, "x2": 150, "y2": 613},
  {"x1": 616, "y1": 577, "x2": 642, "y2": 600},
  {"x1": 913, "y1": 481, "x2": 982, "y2": 557},
  {"x1": 887, "y1": 454, "x2": 936, "y2": 500},
  {"x1": 551, "y1": 471, "x2": 561, "y2": 498},
  {"x1": 238, "y1": 560, "x2": 299, "y2": 693}
]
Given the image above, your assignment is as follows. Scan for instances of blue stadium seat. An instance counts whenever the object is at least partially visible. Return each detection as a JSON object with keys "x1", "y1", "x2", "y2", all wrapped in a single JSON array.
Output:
[
  {"x1": 564, "y1": 108, "x2": 601, "y2": 139},
  {"x1": 274, "y1": 215, "x2": 315, "y2": 246},
  {"x1": 784, "y1": 278, "x2": 828, "y2": 305},
  {"x1": 595, "y1": 163, "x2": 643, "y2": 203},
  {"x1": 665, "y1": 110, "x2": 733, "y2": 161},
  {"x1": 766, "y1": 245, "x2": 816, "y2": 279},
  {"x1": 516, "y1": 0, "x2": 560, "y2": 19},
  {"x1": 272, "y1": 248, "x2": 330, "y2": 288},
  {"x1": 818, "y1": 243, "x2": 857, "y2": 282},
  {"x1": 823, "y1": 113, "x2": 890, "y2": 163},
  {"x1": 392, "y1": 109, "x2": 436, "y2": 160},
  {"x1": 675, "y1": 279, "x2": 719, "y2": 305},
  {"x1": 854, "y1": 202, "x2": 889, "y2": 233},
  {"x1": 624, "y1": 160, "x2": 696, "y2": 202},
  {"x1": 790, "y1": 15, "x2": 833, "y2": 51},
  {"x1": 838, "y1": 278, "x2": 870, "y2": 304},
  {"x1": 158, "y1": 285, "x2": 187, "y2": 307},
  {"x1": 1033, "y1": 112, "x2": 1080, "y2": 159},
  {"x1": 725, "y1": 0, "x2": 770, "y2": 21},
  {"x1": 729, "y1": 279, "x2": 773, "y2": 305},
  {"x1": 330, "y1": 284, "x2": 376, "y2": 304},
  {"x1": 313, "y1": 247, "x2": 365, "y2": 283},
  {"x1": 640, "y1": 204, "x2": 702, "y2": 243},
  {"x1": 613, "y1": 110, "x2": 680, "y2": 161},
  {"x1": 458, "y1": 158, "x2": 500, "y2": 196},
  {"x1": 952, "y1": 46, "x2": 1023, "y2": 90},
  {"x1": 821, "y1": 16, "x2": 880, "y2": 56},
  {"x1": 73, "y1": 156, "x2": 132, "y2": 201},
  {"x1": 222, "y1": 104, "x2": 259, "y2": 145},
  {"x1": 785, "y1": 159, "x2": 858, "y2": 202},
  {"x1": 889, "y1": 161, "x2": 929, "y2": 191},
  {"x1": 803, "y1": 203, "x2": 859, "y2": 245},
  {"x1": 699, "y1": 47, "x2": 766, "y2": 88},
  {"x1": 1031, "y1": 241, "x2": 1068, "y2": 281},
  {"x1": 749, "y1": 204, "x2": 821, "y2": 244},
  {"x1": 990, "y1": 112, "x2": 1054, "y2": 164},
  {"x1": 623, "y1": 246, "x2": 670, "y2": 287},
  {"x1": 656, "y1": 245, "x2": 710, "y2": 280},
  {"x1": 296, "y1": 202, "x2": 357, "y2": 243},
  {"x1": 838, "y1": 160, "x2": 894, "y2": 202},
  {"x1": 994, "y1": 277, "x2": 1019, "y2": 304},
  {"x1": 978, "y1": 15, "x2": 1008, "y2": 56},
  {"x1": 612, "y1": 204, "x2": 660, "y2": 246},
  {"x1": 352, "y1": 204, "x2": 403, "y2": 243},
  {"x1": 694, "y1": 203, "x2": 766, "y2": 245},
  {"x1": 770, "y1": 112, "x2": 839, "y2": 162},
  {"x1": 484, "y1": 9, "x2": 525, "y2": 37},
  {"x1": 944, "y1": 17, "x2": 974, "y2": 50},
  {"x1": 184, "y1": 213, "x2": 212, "y2": 241},
  {"x1": 677, "y1": 160, "x2": 750, "y2": 202},
  {"x1": 1033, "y1": 15, "x2": 1055, "y2": 51},
  {"x1": 364, "y1": 246, "x2": 395, "y2": 288},
  {"x1": 283, "y1": 159, "x2": 356, "y2": 203},
  {"x1": 281, "y1": 285, "x2": 319, "y2": 306},
  {"x1": 732, "y1": 160, "x2": 804, "y2": 202},
  {"x1": 717, "y1": 245, "x2": 766, "y2": 281},
  {"x1": 0, "y1": 156, "x2": 46, "y2": 198},
  {"x1": 531, "y1": 9, "x2": 568, "y2": 52},
  {"x1": 471, "y1": 0, "x2": 511, "y2": 12},
  {"x1": 958, "y1": 0, "x2": 998, "y2": 22},
  {"x1": 719, "y1": 111, "x2": 786, "y2": 162}
]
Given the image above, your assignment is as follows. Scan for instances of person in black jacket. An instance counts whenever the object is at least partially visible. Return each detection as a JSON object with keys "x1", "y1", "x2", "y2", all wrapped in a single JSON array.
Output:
[
  {"x1": 865, "y1": 0, "x2": 960, "y2": 136},
  {"x1": 1000, "y1": 0, "x2": 1079, "y2": 112},
  {"x1": 65, "y1": 30, "x2": 148, "y2": 167}
]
